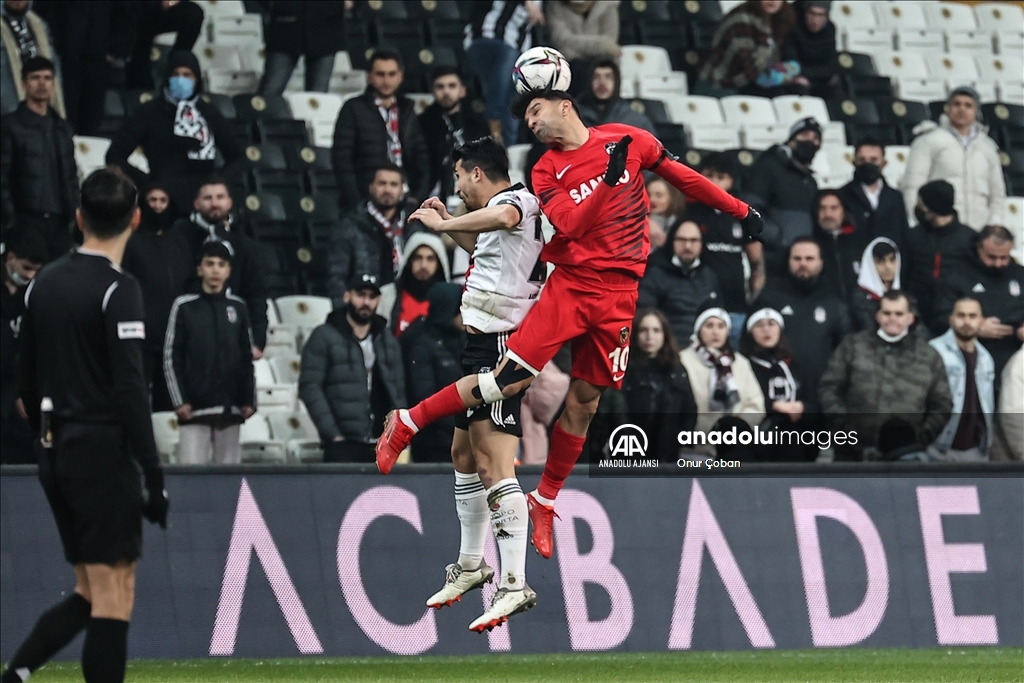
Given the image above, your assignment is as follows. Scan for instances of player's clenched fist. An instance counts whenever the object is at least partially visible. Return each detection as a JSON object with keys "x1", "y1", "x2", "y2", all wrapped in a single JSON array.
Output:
[
  {"x1": 740, "y1": 206, "x2": 764, "y2": 243},
  {"x1": 603, "y1": 135, "x2": 632, "y2": 186},
  {"x1": 410, "y1": 207, "x2": 445, "y2": 231},
  {"x1": 421, "y1": 196, "x2": 453, "y2": 219}
]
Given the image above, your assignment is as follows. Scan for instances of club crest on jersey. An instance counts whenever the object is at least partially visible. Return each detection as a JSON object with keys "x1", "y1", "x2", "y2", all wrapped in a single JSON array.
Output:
[
  {"x1": 226, "y1": 305, "x2": 238, "y2": 324},
  {"x1": 733, "y1": 225, "x2": 743, "y2": 240},
  {"x1": 605, "y1": 142, "x2": 618, "y2": 155},
  {"x1": 1010, "y1": 280, "x2": 1021, "y2": 297},
  {"x1": 620, "y1": 326, "x2": 630, "y2": 345},
  {"x1": 814, "y1": 306, "x2": 827, "y2": 323}
]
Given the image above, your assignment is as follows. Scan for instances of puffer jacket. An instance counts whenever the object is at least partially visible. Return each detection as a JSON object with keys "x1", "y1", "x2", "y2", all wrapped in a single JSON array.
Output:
[
  {"x1": 0, "y1": 101, "x2": 78, "y2": 233},
  {"x1": 900, "y1": 116, "x2": 1006, "y2": 230},
  {"x1": 546, "y1": 0, "x2": 620, "y2": 62},
  {"x1": 331, "y1": 89, "x2": 430, "y2": 209},
  {"x1": 298, "y1": 310, "x2": 405, "y2": 444},
  {"x1": 819, "y1": 330, "x2": 952, "y2": 455},
  {"x1": 928, "y1": 329, "x2": 995, "y2": 455},
  {"x1": 325, "y1": 203, "x2": 414, "y2": 309},
  {"x1": 744, "y1": 144, "x2": 819, "y2": 259},
  {"x1": 637, "y1": 242, "x2": 723, "y2": 345}
]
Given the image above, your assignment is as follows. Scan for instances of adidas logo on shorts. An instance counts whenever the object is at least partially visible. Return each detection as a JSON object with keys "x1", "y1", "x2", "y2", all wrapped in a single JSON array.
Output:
[{"x1": 503, "y1": 414, "x2": 516, "y2": 426}]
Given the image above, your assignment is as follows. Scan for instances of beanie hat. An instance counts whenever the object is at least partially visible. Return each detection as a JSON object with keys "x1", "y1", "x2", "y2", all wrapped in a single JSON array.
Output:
[{"x1": 918, "y1": 180, "x2": 955, "y2": 216}]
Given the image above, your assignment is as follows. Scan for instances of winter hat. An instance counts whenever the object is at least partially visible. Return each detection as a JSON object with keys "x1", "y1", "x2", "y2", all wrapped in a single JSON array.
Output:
[
  {"x1": 918, "y1": 180, "x2": 955, "y2": 216},
  {"x1": 692, "y1": 307, "x2": 731, "y2": 338},
  {"x1": 165, "y1": 50, "x2": 204, "y2": 94},
  {"x1": 746, "y1": 308, "x2": 785, "y2": 331},
  {"x1": 787, "y1": 116, "x2": 823, "y2": 142}
]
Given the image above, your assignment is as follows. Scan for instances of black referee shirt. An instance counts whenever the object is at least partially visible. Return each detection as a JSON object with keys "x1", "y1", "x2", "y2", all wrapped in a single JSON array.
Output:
[{"x1": 19, "y1": 249, "x2": 160, "y2": 471}]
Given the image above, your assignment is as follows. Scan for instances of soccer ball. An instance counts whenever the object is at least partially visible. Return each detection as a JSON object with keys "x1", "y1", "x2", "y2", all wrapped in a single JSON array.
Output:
[{"x1": 512, "y1": 46, "x2": 572, "y2": 94}]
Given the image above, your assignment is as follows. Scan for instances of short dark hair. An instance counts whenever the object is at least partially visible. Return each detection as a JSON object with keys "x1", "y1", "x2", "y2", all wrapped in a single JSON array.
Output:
[
  {"x1": 6, "y1": 227, "x2": 48, "y2": 264},
  {"x1": 590, "y1": 59, "x2": 620, "y2": 91},
  {"x1": 872, "y1": 240, "x2": 897, "y2": 260},
  {"x1": 371, "y1": 163, "x2": 406, "y2": 183},
  {"x1": 880, "y1": 288, "x2": 912, "y2": 308},
  {"x1": 199, "y1": 239, "x2": 233, "y2": 265},
  {"x1": 452, "y1": 137, "x2": 510, "y2": 183},
  {"x1": 978, "y1": 224, "x2": 1014, "y2": 245},
  {"x1": 789, "y1": 236, "x2": 821, "y2": 256},
  {"x1": 79, "y1": 168, "x2": 138, "y2": 239},
  {"x1": 952, "y1": 295, "x2": 984, "y2": 315},
  {"x1": 815, "y1": 189, "x2": 847, "y2": 214},
  {"x1": 369, "y1": 49, "x2": 404, "y2": 72},
  {"x1": 510, "y1": 89, "x2": 580, "y2": 121},
  {"x1": 854, "y1": 136, "x2": 886, "y2": 155},
  {"x1": 196, "y1": 174, "x2": 231, "y2": 196},
  {"x1": 21, "y1": 56, "x2": 55, "y2": 81},
  {"x1": 699, "y1": 152, "x2": 735, "y2": 178},
  {"x1": 430, "y1": 65, "x2": 462, "y2": 84}
]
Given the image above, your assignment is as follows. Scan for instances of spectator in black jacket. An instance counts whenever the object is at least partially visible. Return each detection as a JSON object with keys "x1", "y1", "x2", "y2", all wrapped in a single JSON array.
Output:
[
  {"x1": 331, "y1": 50, "x2": 430, "y2": 210},
  {"x1": 850, "y1": 237, "x2": 901, "y2": 331},
  {"x1": 401, "y1": 282, "x2": 464, "y2": 462},
  {"x1": 744, "y1": 116, "x2": 821, "y2": 271},
  {"x1": 782, "y1": 1, "x2": 841, "y2": 101},
  {"x1": 164, "y1": 240, "x2": 256, "y2": 465},
  {"x1": 299, "y1": 272, "x2": 406, "y2": 463},
  {"x1": 902, "y1": 180, "x2": 976, "y2": 329},
  {"x1": 839, "y1": 137, "x2": 908, "y2": 248},
  {"x1": 813, "y1": 189, "x2": 869, "y2": 303},
  {"x1": 932, "y1": 225, "x2": 1024, "y2": 376},
  {"x1": 638, "y1": 219, "x2": 723, "y2": 345},
  {"x1": 106, "y1": 50, "x2": 245, "y2": 214},
  {"x1": 0, "y1": 227, "x2": 46, "y2": 464},
  {"x1": 577, "y1": 60, "x2": 655, "y2": 135},
  {"x1": 0, "y1": 56, "x2": 78, "y2": 257},
  {"x1": 171, "y1": 177, "x2": 269, "y2": 354},
  {"x1": 753, "y1": 237, "x2": 851, "y2": 414},
  {"x1": 418, "y1": 66, "x2": 490, "y2": 201},
  {"x1": 259, "y1": 0, "x2": 347, "y2": 95},
  {"x1": 121, "y1": 180, "x2": 191, "y2": 411},
  {"x1": 123, "y1": 0, "x2": 205, "y2": 90}
]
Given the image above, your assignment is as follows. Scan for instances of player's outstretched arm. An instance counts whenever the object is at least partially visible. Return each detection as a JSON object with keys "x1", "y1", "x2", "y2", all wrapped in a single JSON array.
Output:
[
  {"x1": 411, "y1": 204, "x2": 521, "y2": 234},
  {"x1": 653, "y1": 157, "x2": 763, "y2": 241}
]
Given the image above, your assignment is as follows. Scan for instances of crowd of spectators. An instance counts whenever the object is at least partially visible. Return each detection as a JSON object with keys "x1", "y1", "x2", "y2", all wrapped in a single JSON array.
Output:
[{"x1": 0, "y1": 0, "x2": 1020, "y2": 466}]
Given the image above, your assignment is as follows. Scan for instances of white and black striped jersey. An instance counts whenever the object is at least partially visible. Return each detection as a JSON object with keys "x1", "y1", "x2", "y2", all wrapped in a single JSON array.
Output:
[
  {"x1": 464, "y1": 1, "x2": 534, "y2": 52},
  {"x1": 461, "y1": 183, "x2": 545, "y2": 334}
]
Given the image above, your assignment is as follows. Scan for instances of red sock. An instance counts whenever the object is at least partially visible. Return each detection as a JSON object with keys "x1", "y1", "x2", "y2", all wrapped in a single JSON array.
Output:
[
  {"x1": 408, "y1": 383, "x2": 467, "y2": 430},
  {"x1": 537, "y1": 422, "x2": 587, "y2": 501}
]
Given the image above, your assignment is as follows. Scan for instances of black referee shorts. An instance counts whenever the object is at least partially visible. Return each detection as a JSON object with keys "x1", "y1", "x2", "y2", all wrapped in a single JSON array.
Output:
[
  {"x1": 37, "y1": 423, "x2": 143, "y2": 566},
  {"x1": 454, "y1": 331, "x2": 524, "y2": 438}
]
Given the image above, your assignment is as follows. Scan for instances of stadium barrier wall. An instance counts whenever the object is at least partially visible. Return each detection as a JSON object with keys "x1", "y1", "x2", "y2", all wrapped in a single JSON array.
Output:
[{"x1": 2, "y1": 464, "x2": 1022, "y2": 659}]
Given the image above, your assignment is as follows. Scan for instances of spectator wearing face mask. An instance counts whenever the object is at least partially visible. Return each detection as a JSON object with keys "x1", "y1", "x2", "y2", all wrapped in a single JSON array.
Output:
[
  {"x1": 577, "y1": 59, "x2": 655, "y2": 134},
  {"x1": 839, "y1": 137, "x2": 908, "y2": 248},
  {"x1": 744, "y1": 117, "x2": 821, "y2": 269},
  {"x1": 850, "y1": 237, "x2": 901, "y2": 331},
  {"x1": 106, "y1": 50, "x2": 245, "y2": 214},
  {"x1": 901, "y1": 86, "x2": 1005, "y2": 231}
]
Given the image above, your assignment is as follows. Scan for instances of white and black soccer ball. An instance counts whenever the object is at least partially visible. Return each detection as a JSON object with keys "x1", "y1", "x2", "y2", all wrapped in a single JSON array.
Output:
[{"x1": 512, "y1": 46, "x2": 572, "y2": 94}]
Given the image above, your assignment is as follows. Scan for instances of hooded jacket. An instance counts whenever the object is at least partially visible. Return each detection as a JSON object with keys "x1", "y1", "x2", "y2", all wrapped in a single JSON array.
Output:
[
  {"x1": 377, "y1": 231, "x2": 452, "y2": 330},
  {"x1": 850, "y1": 236, "x2": 901, "y2": 331},
  {"x1": 928, "y1": 329, "x2": 995, "y2": 455},
  {"x1": 902, "y1": 214, "x2": 976, "y2": 327},
  {"x1": 0, "y1": 0, "x2": 64, "y2": 118},
  {"x1": 298, "y1": 310, "x2": 405, "y2": 444},
  {"x1": 331, "y1": 88, "x2": 431, "y2": 210},
  {"x1": 744, "y1": 144, "x2": 819, "y2": 258},
  {"x1": 900, "y1": 116, "x2": 1006, "y2": 231},
  {"x1": 106, "y1": 50, "x2": 245, "y2": 212},
  {"x1": 638, "y1": 223, "x2": 723, "y2": 345}
]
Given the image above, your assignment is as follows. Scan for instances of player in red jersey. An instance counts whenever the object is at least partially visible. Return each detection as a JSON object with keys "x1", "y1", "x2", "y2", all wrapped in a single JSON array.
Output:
[{"x1": 378, "y1": 89, "x2": 761, "y2": 557}]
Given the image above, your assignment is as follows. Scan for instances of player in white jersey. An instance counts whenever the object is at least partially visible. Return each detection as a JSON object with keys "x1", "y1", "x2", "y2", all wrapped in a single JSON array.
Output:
[{"x1": 408, "y1": 137, "x2": 542, "y2": 632}]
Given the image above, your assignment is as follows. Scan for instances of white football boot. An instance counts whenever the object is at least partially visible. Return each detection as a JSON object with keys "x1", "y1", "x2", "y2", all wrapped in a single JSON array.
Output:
[
  {"x1": 426, "y1": 562, "x2": 495, "y2": 609},
  {"x1": 468, "y1": 584, "x2": 538, "y2": 632}
]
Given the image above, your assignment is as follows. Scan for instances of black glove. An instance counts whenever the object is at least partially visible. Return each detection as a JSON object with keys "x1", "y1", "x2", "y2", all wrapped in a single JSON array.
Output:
[
  {"x1": 603, "y1": 135, "x2": 632, "y2": 186},
  {"x1": 740, "y1": 206, "x2": 764, "y2": 243},
  {"x1": 142, "y1": 467, "x2": 169, "y2": 529}
]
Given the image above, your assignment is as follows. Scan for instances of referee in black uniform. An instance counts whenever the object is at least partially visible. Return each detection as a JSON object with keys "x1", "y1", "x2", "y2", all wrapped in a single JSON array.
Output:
[{"x1": 2, "y1": 168, "x2": 169, "y2": 683}]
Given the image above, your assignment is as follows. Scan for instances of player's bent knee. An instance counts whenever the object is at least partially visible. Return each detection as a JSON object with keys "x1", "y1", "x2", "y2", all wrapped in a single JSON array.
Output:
[{"x1": 478, "y1": 362, "x2": 536, "y2": 405}]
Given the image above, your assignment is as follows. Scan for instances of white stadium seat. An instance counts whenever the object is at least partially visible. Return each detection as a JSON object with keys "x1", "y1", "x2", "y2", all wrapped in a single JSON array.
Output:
[
  {"x1": 844, "y1": 27, "x2": 893, "y2": 54},
  {"x1": 275, "y1": 295, "x2": 333, "y2": 333},
  {"x1": 507, "y1": 144, "x2": 531, "y2": 174},
  {"x1": 1000, "y1": 82, "x2": 1024, "y2": 106},
  {"x1": 73, "y1": 136, "x2": 111, "y2": 178},
  {"x1": 619, "y1": 45, "x2": 672, "y2": 79},
  {"x1": 209, "y1": 14, "x2": 263, "y2": 45},
  {"x1": 720, "y1": 95, "x2": 777, "y2": 126},
  {"x1": 875, "y1": 51, "x2": 930, "y2": 80},
  {"x1": 772, "y1": 95, "x2": 831, "y2": 128},
  {"x1": 895, "y1": 29, "x2": 944, "y2": 53},
  {"x1": 263, "y1": 326, "x2": 298, "y2": 358},
  {"x1": 883, "y1": 145, "x2": 911, "y2": 188},
  {"x1": 266, "y1": 299, "x2": 281, "y2": 326},
  {"x1": 663, "y1": 95, "x2": 724, "y2": 126},
  {"x1": 876, "y1": 2, "x2": 929, "y2": 30},
  {"x1": 152, "y1": 412, "x2": 180, "y2": 463},
  {"x1": 996, "y1": 30, "x2": 1024, "y2": 56},
  {"x1": 742, "y1": 124, "x2": 789, "y2": 149},
  {"x1": 1005, "y1": 197, "x2": 1024, "y2": 263},
  {"x1": 192, "y1": 0, "x2": 245, "y2": 19},
  {"x1": 946, "y1": 30, "x2": 995, "y2": 57},
  {"x1": 822, "y1": 120, "x2": 848, "y2": 147},
  {"x1": 254, "y1": 358, "x2": 277, "y2": 387},
  {"x1": 830, "y1": 2, "x2": 878, "y2": 30},
  {"x1": 979, "y1": 56, "x2": 1024, "y2": 90},
  {"x1": 637, "y1": 72, "x2": 688, "y2": 99},
  {"x1": 925, "y1": 53, "x2": 980, "y2": 83},
  {"x1": 256, "y1": 385, "x2": 296, "y2": 412},
  {"x1": 285, "y1": 92, "x2": 343, "y2": 128},
  {"x1": 266, "y1": 410, "x2": 322, "y2": 463},
  {"x1": 195, "y1": 45, "x2": 243, "y2": 74},
  {"x1": 969, "y1": 81, "x2": 999, "y2": 104},
  {"x1": 239, "y1": 415, "x2": 287, "y2": 463},
  {"x1": 205, "y1": 69, "x2": 258, "y2": 96},
  {"x1": 924, "y1": 2, "x2": 978, "y2": 31},
  {"x1": 896, "y1": 77, "x2": 949, "y2": 102},
  {"x1": 687, "y1": 125, "x2": 741, "y2": 151},
  {"x1": 618, "y1": 76, "x2": 638, "y2": 99},
  {"x1": 406, "y1": 93, "x2": 434, "y2": 116},
  {"x1": 719, "y1": 0, "x2": 745, "y2": 13},
  {"x1": 974, "y1": 3, "x2": 1024, "y2": 32},
  {"x1": 821, "y1": 146, "x2": 856, "y2": 185},
  {"x1": 268, "y1": 355, "x2": 302, "y2": 385},
  {"x1": 236, "y1": 43, "x2": 265, "y2": 75},
  {"x1": 329, "y1": 70, "x2": 367, "y2": 96}
]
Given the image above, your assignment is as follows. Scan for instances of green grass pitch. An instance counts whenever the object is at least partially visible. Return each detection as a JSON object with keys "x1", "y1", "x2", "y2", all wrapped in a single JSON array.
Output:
[{"x1": 23, "y1": 648, "x2": 1024, "y2": 682}]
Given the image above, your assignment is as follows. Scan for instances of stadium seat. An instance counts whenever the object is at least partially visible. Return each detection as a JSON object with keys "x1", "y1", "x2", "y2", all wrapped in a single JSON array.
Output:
[
  {"x1": 128, "y1": 148, "x2": 150, "y2": 175},
  {"x1": 826, "y1": 98, "x2": 896, "y2": 145},
  {"x1": 878, "y1": 98, "x2": 932, "y2": 144},
  {"x1": 742, "y1": 124, "x2": 789, "y2": 150},
  {"x1": 830, "y1": 2, "x2": 878, "y2": 30},
  {"x1": 1001, "y1": 82, "x2": 1024, "y2": 107},
  {"x1": 266, "y1": 411, "x2": 322, "y2": 463},
  {"x1": 626, "y1": 98, "x2": 670, "y2": 125},
  {"x1": 235, "y1": 42, "x2": 265, "y2": 76},
  {"x1": 820, "y1": 145, "x2": 855, "y2": 184},
  {"x1": 925, "y1": 54, "x2": 979, "y2": 83},
  {"x1": 1003, "y1": 149, "x2": 1024, "y2": 193},
  {"x1": 896, "y1": 78, "x2": 949, "y2": 103},
  {"x1": 192, "y1": 0, "x2": 245, "y2": 19},
  {"x1": 243, "y1": 192, "x2": 288, "y2": 221},
  {"x1": 73, "y1": 136, "x2": 111, "y2": 178},
  {"x1": 406, "y1": 93, "x2": 434, "y2": 116},
  {"x1": 883, "y1": 145, "x2": 910, "y2": 188},
  {"x1": 1005, "y1": 196, "x2": 1024, "y2": 261},
  {"x1": 663, "y1": 95, "x2": 724, "y2": 126},
  {"x1": 687, "y1": 125, "x2": 741, "y2": 151},
  {"x1": 285, "y1": 92, "x2": 343, "y2": 137},
  {"x1": 720, "y1": 95, "x2": 777, "y2": 127},
  {"x1": 507, "y1": 144, "x2": 531, "y2": 175},
  {"x1": 196, "y1": 45, "x2": 243, "y2": 75},
  {"x1": 680, "y1": 148, "x2": 712, "y2": 170},
  {"x1": 874, "y1": 51, "x2": 929, "y2": 80},
  {"x1": 257, "y1": 384, "x2": 297, "y2": 412},
  {"x1": 276, "y1": 295, "x2": 333, "y2": 331},
  {"x1": 239, "y1": 415, "x2": 287, "y2": 463},
  {"x1": 772, "y1": 95, "x2": 831, "y2": 128},
  {"x1": 974, "y1": 3, "x2": 1024, "y2": 31},
  {"x1": 619, "y1": 45, "x2": 672, "y2": 80},
  {"x1": 719, "y1": 0, "x2": 745, "y2": 13},
  {"x1": 653, "y1": 123, "x2": 687, "y2": 157},
  {"x1": 233, "y1": 94, "x2": 293, "y2": 121},
  {"x1": 151, "y1": 412, "x2": 180, "y2": 463},
  {"x1": 946, "y1": 30, "x2": 996, "y2": 57},
  {"x1": 244, "y1": 142, "x2": 288, "y2": 171},
  {"x1": 268, "y1": 354, "x2": 302, "y2": 385},
  {"x1": 895, "y1": 29, "x2": 944, "y2": 53},
  {"x1": 254, "y1": 357, "x2": 277, "y2": 387},
  {"x1": 969, "y1": 81, "x2": 999, "y2": 104},
  {"x1": 252, "y1": 169, "x2": 304, "y2": 197},
  {"x1": 996, "y1": 30, "x2": 1024, "y2": 56},
  {"x1": 308, "y1": 168, "x2": 338, "y2": 195},
  {"x1": 204, "y1": 93, "x2": 236, "y2": 120},
  {"x1": 283, "y1": 144, "x2": 331, "y2": 173},
  {"x1": 618, "y1": 76, "x2": 638, "y2": 99},
  {"x1": 330, "y1": 70, "x2": 367, "y2": 96},
  {"x1": 263, "y1": 326, "x2": 297, "y2": 358},
  {"x1": 844, "y1": 28, "x2": 893, "y2": 54},
  {"x1": 210, "y1": 13, "x2": 262, "y2": 47},
  {"x1": 280, "y1": 193, "x2": 339, "y2": 223},
  {"x1": 923, "y1": 2, "x2": 978, "y2": 31},
  {"x1": 875, "y1": 2, "x2": 928, "y2": 30},
  {"x1": 257, "y1": 118, "x2": 309, "y2": 147},
  {"x1": 637, "y1": 72, "x2": 689, "y2": 99},
  {"x1": 206, "y1": 69, "x2": 259, "y2": 96},
  {"x1": 721, "y1": 148, "x2": 762, "y2": 193},
  {"x1": 977, "y1": 56, "x2": 1024, "y2": 90},
  {"x1": 622, "y1": 0, "x2": 671, "y2": 22}
]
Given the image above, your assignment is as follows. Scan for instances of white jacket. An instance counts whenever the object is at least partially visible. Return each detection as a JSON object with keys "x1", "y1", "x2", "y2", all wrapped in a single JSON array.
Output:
[
  {"x1": 928, "y1": 329, "x2": 996, "y2": 455},
  {"x1": 901, "y1": 116, "x2": 1006, "y2": 231},
  {"x1": 996, "y1": 348, "x2": 1023, "y2": 461},
  {"x1": 680, "y1": 347, "x2": 765, "y2": 455}
]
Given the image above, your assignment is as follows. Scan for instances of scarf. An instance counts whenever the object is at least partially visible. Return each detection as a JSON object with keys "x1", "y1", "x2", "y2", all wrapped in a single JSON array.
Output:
[
  {"x1": 693, "y1": 341, "x2": 740, "y2": 412},
  {"x1": 191, "y1": 211, "x2": 232, "y2": 239},
  {"x1": 749, "y1": 351, "x2": 798, "y2": 403},
  {"x1": 3, "y1": 12, "x2": 37, "y2": 59},
  {"x1": 375, "y1": 96, "x2": 403, "y2": 166},
  {"x1": 367, "y1": 201, "x2": 405, "y2": 277},
  {"x1": 166, "y1": 90, "x2": 215, "y2": 161},
  {"x1": 856, "y1": 237, "x2": 901, "y2": 300}
]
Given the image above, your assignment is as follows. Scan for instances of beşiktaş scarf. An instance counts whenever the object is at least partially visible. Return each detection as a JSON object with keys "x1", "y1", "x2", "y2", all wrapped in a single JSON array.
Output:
[
  {"x1": 367, "y1": 201, "x2": 406, "y2": 277},
  {"x1": 167, "y1": 89, "x2": 215, "y2": 161},
  {"x1": 375, "y1": 96, "x2": 403, "y2": 166},
  {"x1": 693, "y1": 341, "x2": 740, "y2": 412},
  {"x1": 4, "y1": 13, "x2": 38, "y2": 59},
  {"x1": 191, "y1": 211, "x2": 233, "y2": 238},
  {"x1": 749, "y1": 352, "x2": 798, "y2": 403}
]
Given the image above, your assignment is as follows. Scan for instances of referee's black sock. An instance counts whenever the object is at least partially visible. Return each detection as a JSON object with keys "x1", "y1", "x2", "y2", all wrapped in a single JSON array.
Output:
[
  {"x1": 1, "y1": 593, "x2": 91, "y2": 682},
  {"x1": 81, "y1": 618, "x2": 128, "y2": 683}
]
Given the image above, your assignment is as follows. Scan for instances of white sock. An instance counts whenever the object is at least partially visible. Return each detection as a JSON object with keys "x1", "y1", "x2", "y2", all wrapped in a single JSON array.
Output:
[
  {"x1": 531, "y1": 489, "x2": 555, "y2": 507},
  {"x1": 454, "y1": 471, "x2": 488, "y2": 569},
  {"x1": 488, "y1": 478, "x2": 528, "y2": 590},
  {"x1": 399, "y1": 409, "x2": 420, "y2": 432}
]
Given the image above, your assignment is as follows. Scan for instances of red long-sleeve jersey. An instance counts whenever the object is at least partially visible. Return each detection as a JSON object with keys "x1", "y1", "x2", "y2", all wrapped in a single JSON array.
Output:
[{"x1": 531, "y1": 123, "x2": 750, "y2": 278}]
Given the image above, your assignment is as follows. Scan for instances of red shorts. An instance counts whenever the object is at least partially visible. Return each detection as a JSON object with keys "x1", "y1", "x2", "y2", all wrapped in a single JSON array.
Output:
[{"x1": 505, "y1": 267, "x2": 639, "y2": 389}]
